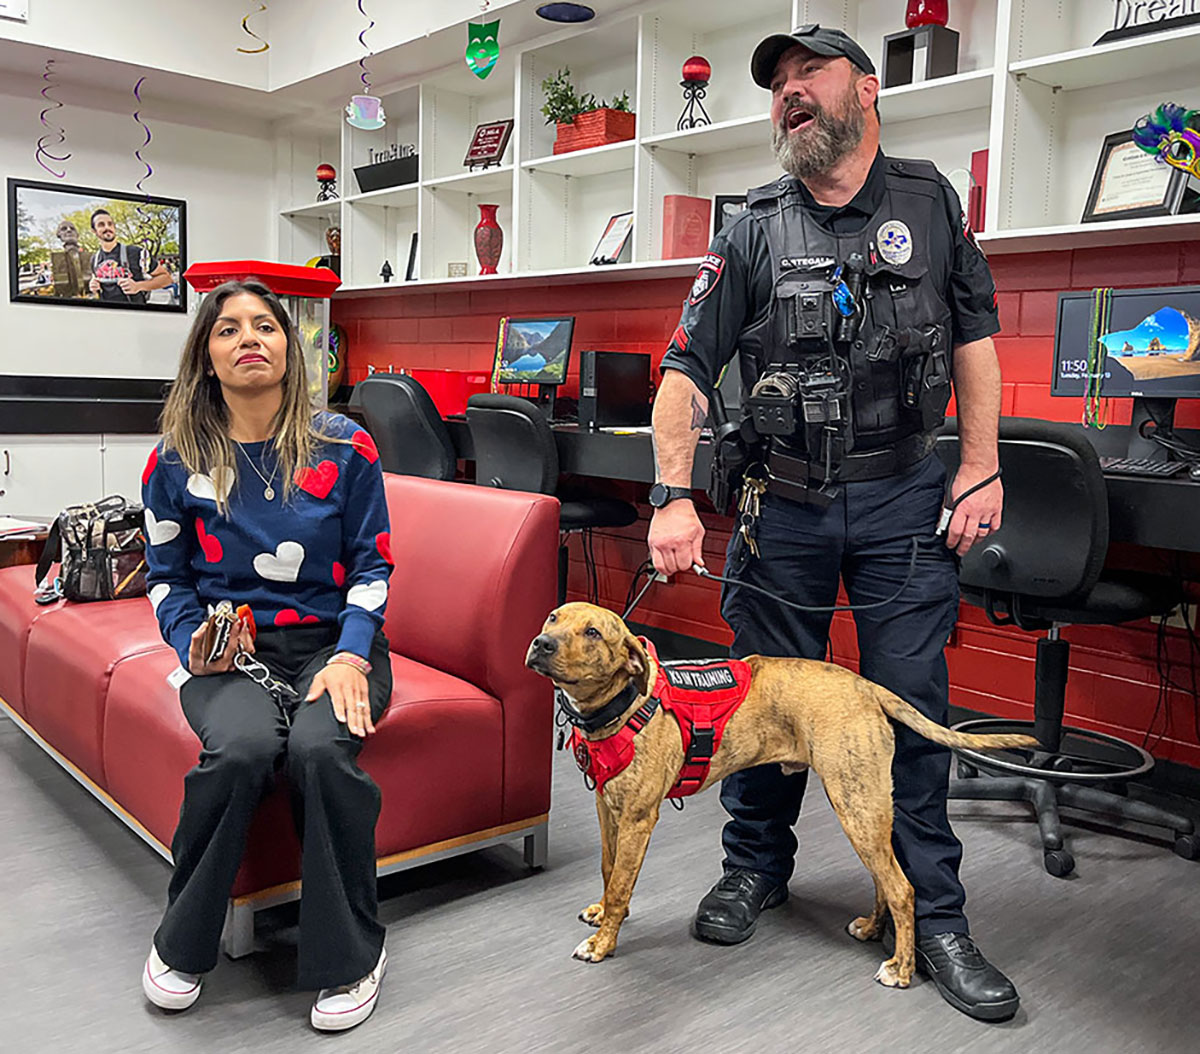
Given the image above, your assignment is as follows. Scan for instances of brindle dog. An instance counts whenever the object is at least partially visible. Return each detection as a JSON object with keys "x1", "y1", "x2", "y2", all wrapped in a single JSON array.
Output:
[{"x1": 526, "y1": 602, "x2": 1036, "y2": 987}]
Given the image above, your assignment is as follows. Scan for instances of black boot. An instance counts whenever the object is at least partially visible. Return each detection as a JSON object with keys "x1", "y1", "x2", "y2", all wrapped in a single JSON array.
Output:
[
  {"x1": 916, "y1": 933, "x2": 1020, "y2": 1022},
  {"x1": 691, "y1": 868, "x2": 788, "y2": 945}
]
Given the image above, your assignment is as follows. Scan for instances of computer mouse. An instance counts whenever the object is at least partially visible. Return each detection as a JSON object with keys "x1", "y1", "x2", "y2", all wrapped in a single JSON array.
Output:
[{"x1": 1189, "y1": 465, "x2": 1200, "y2": 482}]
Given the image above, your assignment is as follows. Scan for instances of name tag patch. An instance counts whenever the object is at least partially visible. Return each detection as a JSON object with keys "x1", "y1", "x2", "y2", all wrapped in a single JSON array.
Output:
[{"x1": 662, "y1": 662, "x2": 739, "y2": 692}]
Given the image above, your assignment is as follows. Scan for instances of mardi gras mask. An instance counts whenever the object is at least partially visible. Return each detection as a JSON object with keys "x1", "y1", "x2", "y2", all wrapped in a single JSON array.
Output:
[
  {"x1": 1132, "y1": 102, "x2": 1200, "y2": 179},
  {"x1": 466, "y1": 19, "x2": 500, "y2": 80}
]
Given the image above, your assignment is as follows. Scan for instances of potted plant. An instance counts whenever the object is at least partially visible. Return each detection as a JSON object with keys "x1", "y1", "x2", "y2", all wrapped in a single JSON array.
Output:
[{"x1": 541, "y1": 68, "x2": 636, "y2": 155}]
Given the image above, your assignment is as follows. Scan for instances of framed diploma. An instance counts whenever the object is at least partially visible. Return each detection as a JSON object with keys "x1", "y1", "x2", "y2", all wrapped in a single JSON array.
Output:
[
  {"x1": 1082, "y1": 130, "x2": 1197, "y2": 222},
  {"x1": 590, "y1": 212, "x2": 634, "y2": 265}
]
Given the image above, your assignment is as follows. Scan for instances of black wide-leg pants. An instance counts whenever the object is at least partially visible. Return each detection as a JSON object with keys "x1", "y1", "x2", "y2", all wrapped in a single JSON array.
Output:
[{"x1": 153, "y1": 625, "x2": 393, "y2": 989}]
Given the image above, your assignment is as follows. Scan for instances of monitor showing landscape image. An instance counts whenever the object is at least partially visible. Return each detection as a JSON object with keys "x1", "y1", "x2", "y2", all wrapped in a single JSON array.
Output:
[{"x1": 495, "y1": 316, "x2": 575, "y2": 386}]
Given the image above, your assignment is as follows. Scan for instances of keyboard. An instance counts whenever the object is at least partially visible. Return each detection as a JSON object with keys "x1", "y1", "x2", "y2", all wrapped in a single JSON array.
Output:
[{"x1": 1099, "y1": 456, "x2": 1190, "y2": 478}]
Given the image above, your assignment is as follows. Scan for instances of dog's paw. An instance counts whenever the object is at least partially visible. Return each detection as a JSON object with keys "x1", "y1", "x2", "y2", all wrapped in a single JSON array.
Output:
[
  {"x1": 572, "y1": 935, "x2": 612, "y2": 963},
  {"x1": 874, "y1": 957, "x2": 911, "y2": 989},
  {"x1": 847, "y1": 916, "x2": 882, "y2": 942},
  {"x1": 578, "y1": 903, "x2": 605, "y2": 927}
]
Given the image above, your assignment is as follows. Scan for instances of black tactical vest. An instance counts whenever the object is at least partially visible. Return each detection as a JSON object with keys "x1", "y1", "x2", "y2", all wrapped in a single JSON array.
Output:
[{"x1": 738, "y1": 159, "x2": 953, "y2": 454}]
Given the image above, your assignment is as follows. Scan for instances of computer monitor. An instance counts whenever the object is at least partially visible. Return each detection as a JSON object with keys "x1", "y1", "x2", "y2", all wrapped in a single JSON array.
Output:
[
  {"x1": 494, "y1": 316, "x2": 575, "y2": 386},
  {"x1": 1052, "y1": 285, "x2": 1200, "y2": 458}
]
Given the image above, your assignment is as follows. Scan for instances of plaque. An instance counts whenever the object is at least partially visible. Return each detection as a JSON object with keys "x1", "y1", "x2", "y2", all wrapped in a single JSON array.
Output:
[
  {"x1": 590, "y1": 212, "x2": 634, "y2": 265},
  {"x1": 1082, "y1": 130, "x2": 1199, "y2": 222},
  {"x1": 464, "y1": 120, "x2": 514, "y2": 171}
]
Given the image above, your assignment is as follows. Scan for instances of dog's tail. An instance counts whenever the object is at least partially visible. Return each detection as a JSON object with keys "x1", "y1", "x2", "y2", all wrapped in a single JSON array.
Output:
[{"x1": 874, "y1": 687, "x2": 1038, "y2": 751}]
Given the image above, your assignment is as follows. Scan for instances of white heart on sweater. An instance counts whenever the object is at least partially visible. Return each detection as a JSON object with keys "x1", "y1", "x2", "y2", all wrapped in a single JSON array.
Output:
[
  {"x1": 346, "y1": 579, "x2": 387, "y2": 612},
  {"x1": 149, "y1": 583, "x2": 170, "y2": 613},
  {"x1": 253, "y1": 541, "x2": 305, "y2": 582},
  {"x1": 186, "y1": 468, "x2": 233, "y2": 504},
  {"x1": 144, "y1": 508, "x2": 181, "y2": 546}
]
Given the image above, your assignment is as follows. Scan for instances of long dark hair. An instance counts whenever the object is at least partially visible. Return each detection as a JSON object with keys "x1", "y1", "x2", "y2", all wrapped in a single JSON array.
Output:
[{"x1": 158, "y1": 279, "x2": 339, "y2": 514}]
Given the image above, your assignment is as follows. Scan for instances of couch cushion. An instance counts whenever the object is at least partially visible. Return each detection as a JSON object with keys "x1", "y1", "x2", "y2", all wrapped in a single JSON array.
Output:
[
  {"x1": 0, "y1": 564, "x2": 63, "y2": 716},
  {"x1": 24, "y1": 597, "x2": 167, "y2": 787}
]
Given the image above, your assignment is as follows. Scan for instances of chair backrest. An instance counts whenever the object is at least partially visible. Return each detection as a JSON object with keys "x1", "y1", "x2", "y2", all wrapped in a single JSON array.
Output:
[
  {"x1": 355, "y1": 374, "x2": 456, "y2": 481},
  {"x1": 466, "y1": 393, "x2": 559, "y2": 494},
  {"x1": 935, "y1": 417, "x2": 1109, "y2": 602}
]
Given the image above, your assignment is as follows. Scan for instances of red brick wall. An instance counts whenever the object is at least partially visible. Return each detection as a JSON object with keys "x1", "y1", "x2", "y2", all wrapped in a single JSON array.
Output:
[{"x1": 334, "y1": 241, "x2": 1200, "y2": 768}]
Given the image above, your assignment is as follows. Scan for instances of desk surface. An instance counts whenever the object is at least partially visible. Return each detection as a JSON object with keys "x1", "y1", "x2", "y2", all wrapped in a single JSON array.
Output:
[{"x1": 442, "y1": 418, "x2": 1200, "y2": 553}]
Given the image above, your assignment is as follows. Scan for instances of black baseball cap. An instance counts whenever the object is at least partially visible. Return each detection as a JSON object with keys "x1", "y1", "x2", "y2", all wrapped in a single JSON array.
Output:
[{"x1": 751, "y1": 24, "x2": 876, "y2": 89}]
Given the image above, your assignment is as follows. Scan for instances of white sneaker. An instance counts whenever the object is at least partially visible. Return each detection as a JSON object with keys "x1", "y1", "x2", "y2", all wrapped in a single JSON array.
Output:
[
  {"x1": 310, "y1": 948, "x2": 387, "y2": 1032},
  {"x1": 142, "y1": 944, "x2": 202, "y2": 1010}
]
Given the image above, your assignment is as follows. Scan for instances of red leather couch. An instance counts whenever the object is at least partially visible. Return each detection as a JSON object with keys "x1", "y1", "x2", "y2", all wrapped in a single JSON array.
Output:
[{"x1": 0, "y1": 474, "x2": 558, "y2": 955}]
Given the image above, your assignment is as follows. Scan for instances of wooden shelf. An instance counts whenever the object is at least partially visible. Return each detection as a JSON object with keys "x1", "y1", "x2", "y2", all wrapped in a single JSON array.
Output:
[
  {"x1": 878, "y1": 69, "x2": 993, "y2": 122},
  {"x1": 422, "y1": 166, "x2": 514, "y2": 194},
  {"x1": 280, "y1": 199, "x2": 340, "y2": 219},
  {"x1": 521, "y1": 142, "x2": 636, "y2": 178},
  {"x1": 1010, "y1": 26, "x2": 1200, "y2": 92},
  {"x1": 345, "y1": 185, "x2": 419, "y2": 209},
  {"x1": 336, "y1": 257, "x2": 701, "y2": 297},
  {"x1": 642, "y1": 115, "x2": 771, "y2": 157},
  {"x1": 977, "y1": 214, "x2": 1200, "y2": 254}
]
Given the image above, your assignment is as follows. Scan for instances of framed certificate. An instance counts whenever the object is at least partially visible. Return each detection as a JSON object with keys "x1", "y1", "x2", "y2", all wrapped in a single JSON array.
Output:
[
  {"x1": 590, "y1": 212, "x2": 634, "y2": 265},
  {"x1": 1082, "y1": 130, "x2": 1197, "y2": 222},
  {"x1": 464, "y1": 120, "x2": 514, "y2": 170}
]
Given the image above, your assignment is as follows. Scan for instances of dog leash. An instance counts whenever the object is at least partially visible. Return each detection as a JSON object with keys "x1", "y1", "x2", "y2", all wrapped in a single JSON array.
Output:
[{"x1": 623, "y1": 470, "x2": 1000, "y2": 620}]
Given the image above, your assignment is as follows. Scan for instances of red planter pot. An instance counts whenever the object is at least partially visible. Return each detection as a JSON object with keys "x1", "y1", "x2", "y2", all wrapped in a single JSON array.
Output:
[{"x1": 553, "y1": 108, "x2": 636, "y2": 154}]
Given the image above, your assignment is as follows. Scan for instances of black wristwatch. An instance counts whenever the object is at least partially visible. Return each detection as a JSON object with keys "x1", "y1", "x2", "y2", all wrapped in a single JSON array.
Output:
[{"x1": 649, "y1": 483, "x2": 694, "y2": 509}]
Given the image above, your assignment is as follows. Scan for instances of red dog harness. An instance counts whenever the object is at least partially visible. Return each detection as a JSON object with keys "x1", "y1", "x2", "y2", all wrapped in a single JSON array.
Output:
[{"x1": 569, "y1": 639, "x2": 752, "y2": 798}]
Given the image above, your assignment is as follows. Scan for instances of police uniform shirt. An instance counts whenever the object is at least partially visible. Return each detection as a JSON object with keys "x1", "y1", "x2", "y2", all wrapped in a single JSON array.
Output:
[{"x1": 660, "y1": 151, "x2": 1000, "y2": 395}]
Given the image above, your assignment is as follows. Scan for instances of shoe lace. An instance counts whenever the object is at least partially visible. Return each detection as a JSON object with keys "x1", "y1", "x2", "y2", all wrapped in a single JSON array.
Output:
[
  {"x1": 942, "y1": 933, "x2": 985, "y2": 967},
  {"x1": 715, "y1": 869, "x2": 764, "y2": 897},
  {"x1": 327, "y1": 966, "x2": 377, "y2": 999}
]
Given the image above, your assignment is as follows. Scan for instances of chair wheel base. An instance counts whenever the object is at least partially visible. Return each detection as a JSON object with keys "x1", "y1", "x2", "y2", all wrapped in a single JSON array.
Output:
[
  {"x1": 1044, "y1": 849, "x2": 1075, "y2": 877},
  {"x1": 1174, "y1": 834, "x2": 1200, "y2": 861}
]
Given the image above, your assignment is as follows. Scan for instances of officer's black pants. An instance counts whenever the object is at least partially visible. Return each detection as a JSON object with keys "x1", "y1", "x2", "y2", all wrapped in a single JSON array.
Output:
[
  {"x1": 720, "y1": 452, "x2": 968, "y2": 937},
  {"x1": 153, "y1": 625, "x2": 393, "y2": 989}
]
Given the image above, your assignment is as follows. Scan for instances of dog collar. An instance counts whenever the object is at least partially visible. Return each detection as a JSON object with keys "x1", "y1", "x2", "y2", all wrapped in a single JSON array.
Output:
[{"x1": 556, "y1": 681, "x2": 643, "y2": 733}]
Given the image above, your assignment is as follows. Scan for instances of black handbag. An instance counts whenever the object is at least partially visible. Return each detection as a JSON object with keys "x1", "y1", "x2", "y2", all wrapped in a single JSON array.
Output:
[{"x1": 34, "y1": 495, "x2": 147, "y2": 602}]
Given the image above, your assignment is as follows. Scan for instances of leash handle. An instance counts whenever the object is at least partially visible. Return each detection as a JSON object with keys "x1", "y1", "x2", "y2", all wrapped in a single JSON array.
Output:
[{"x1": 935, "y1": 468, "x2": 1002, "y2": 538}]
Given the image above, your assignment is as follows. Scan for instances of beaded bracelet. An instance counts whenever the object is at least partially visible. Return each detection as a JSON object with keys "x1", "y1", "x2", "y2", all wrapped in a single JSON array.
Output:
[{"x1": 327, "y1": 651, "x2": 372, "y2": 676}]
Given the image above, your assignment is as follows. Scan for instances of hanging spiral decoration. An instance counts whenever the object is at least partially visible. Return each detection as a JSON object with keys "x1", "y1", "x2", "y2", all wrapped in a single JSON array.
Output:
[
  {"x1": 237, "y1": 3, "x2": 270, "y2": 54},
  {"x1": 36, "y1": 59, "x2": 71, "y2": 179},
  {"x1": 133, "y1": 77, "x2": 154, "y2": 221},
  {"x1": 358, "y1": 0, "x2": 375, "y2": 91}
]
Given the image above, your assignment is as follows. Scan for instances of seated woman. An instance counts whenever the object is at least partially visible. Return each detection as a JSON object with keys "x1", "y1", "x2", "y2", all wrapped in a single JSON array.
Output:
[{"x1": 140, "y1": 278, "x2": 393, "y2": 1032}]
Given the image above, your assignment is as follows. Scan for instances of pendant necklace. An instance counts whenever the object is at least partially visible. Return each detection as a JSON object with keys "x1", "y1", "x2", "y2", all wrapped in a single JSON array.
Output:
[{"x1": 235, "y1": 440, "x2": 279, "y2": 501}]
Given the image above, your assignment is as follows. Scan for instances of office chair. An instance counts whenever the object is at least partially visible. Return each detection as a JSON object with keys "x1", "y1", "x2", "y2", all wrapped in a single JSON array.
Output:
[
  {"x1": 353, "y1": 374, "x2": 457, "y2": 480},
  {"x1": 466, "y1": 393, "x2": 638, "y2": 604},
  {"x1": 936, "y1": 417, "x2": 1198, "y2": 877}
]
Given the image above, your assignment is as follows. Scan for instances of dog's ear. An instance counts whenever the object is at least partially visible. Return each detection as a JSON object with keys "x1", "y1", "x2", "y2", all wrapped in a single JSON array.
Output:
[{"x1": 623, "y1": 634, "x2": 651, "y2": 696}]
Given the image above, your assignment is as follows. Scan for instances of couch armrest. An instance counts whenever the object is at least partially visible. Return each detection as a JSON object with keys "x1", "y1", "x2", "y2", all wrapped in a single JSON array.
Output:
[{"x1": 382, "y1": 475, "x2": 559, "y2": 820}]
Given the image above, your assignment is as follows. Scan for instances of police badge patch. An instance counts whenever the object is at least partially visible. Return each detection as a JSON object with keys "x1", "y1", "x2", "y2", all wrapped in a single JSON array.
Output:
[
  {"x1": 877, "y1": 220, "x2": 913, "y2": 266},
  {"x1": 689, "y1": 252, "x2": 725, "y2": 305},
  {"x1": 960, "y1": 210, "x2": 986, "y2": 257}
]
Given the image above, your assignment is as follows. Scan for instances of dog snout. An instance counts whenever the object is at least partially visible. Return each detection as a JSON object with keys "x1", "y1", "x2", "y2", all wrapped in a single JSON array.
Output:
[{"x1": 530, "y1": 634, "x2": 558, "y2": 657}]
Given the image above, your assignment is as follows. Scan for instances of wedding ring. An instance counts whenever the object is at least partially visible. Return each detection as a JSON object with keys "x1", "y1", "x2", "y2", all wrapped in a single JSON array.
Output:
[{"x1": 355, "y1": 702, "x2": 369, "y2": 709}]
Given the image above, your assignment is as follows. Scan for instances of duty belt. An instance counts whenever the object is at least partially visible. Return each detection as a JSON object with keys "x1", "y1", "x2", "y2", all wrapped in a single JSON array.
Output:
[{"x1": 764, "y1": 431, "x2": 936, "y2": 502}]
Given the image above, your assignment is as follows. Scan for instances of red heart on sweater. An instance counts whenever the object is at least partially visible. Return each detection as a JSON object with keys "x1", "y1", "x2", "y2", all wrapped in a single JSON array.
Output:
[
  {"x1": 376, "y1": 531, "x2": 393, "y2": 564},
  {"x1": 332, "y1": 561, "x2": 346, "y2": 587},
  {"x1": 142, "y1": 446, "x2": 158, "y2": 485},
  {"x1": 195, "y1": 519, "x2": 223, "y2": 563},
  {"x1": 274, "y1": 609, "x2": 320, "y2": 626},
  {"x1": 294, "y1": 460, "x2": 339, "y2": 499},
  {"x1": 352, "y1": 429, "x2": 380, "y2": 464}
]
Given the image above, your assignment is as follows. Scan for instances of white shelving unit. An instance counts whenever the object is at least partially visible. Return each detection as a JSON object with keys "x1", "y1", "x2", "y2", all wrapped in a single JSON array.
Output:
[{"x1": 274, "y1": 0, "x2": 1200, "y2": 292}]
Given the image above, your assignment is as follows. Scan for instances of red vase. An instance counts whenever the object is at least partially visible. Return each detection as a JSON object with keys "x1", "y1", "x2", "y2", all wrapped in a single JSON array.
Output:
[
  {"x1": 474, "y1": 204, "x2": 503, "y2": 275},
  {"x1": 905, "y1": 0, "x2": 949, "y2": 27}
]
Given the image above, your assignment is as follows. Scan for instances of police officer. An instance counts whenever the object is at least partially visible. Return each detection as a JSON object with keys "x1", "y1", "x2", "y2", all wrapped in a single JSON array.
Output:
[{"x1": 648, "y1": 25, "x2": 1016, "y2": 1022}]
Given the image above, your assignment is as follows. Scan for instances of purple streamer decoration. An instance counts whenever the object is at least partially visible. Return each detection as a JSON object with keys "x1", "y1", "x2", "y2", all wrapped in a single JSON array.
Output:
[
  {"x1": 357, "y1": 0, "x2": 374, "y2": 91},
  {"x1": 133, "y1": 77, "x2": 154, "y2": 223},
  {"x1": 36, "y1": 59, "x2": 71, "y2": 179}
]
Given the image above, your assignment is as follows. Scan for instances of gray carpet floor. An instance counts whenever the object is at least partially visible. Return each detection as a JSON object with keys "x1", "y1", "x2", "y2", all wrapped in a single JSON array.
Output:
[{"x1": 2, "y1": 711, "x2": 1197, "y2": 1054}]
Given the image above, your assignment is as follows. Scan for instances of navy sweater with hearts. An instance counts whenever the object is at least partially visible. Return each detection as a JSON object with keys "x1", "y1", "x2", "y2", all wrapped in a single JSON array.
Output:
[{"x1": 142, "y1": 412, "x2": 393, "y2": 667}]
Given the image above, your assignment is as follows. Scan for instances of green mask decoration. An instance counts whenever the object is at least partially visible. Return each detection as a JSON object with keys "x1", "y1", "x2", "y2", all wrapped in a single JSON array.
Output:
[{"x1": 466, "y1": 19, "x2": 500, "y2": 80}]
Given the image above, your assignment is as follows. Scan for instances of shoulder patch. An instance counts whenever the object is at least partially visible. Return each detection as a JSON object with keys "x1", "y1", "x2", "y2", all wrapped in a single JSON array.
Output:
[{"x1": 688, "y1": 252, "x2": 725, "y2": 306}]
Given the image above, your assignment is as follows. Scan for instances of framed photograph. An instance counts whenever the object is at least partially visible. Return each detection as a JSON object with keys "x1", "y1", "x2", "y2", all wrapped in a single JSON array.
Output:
[
  {"x1": 590, "y1": 212, "x2": 634, "y2": 266},
  {"x1": 8, "y1": 178, "x2": 186, "y2": 311},
  {"x1": 464, "y1": 119, "x2": 514, "y2": 171},
  {"x1": 714, "y1": 194, "x2": 748, "y2": 234},
  {"x1": 1082, "y1": 131, "x2": 1198, "y2": 223}
]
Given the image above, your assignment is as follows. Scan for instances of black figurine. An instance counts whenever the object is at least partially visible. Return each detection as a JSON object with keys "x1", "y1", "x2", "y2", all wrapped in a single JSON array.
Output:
[{"x1": 380, "y1": 260, "x2": 394, "y2": 283}]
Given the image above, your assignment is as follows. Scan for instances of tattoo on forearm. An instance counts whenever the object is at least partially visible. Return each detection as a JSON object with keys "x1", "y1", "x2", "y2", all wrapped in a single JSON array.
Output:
[{"x1": 690, "y1": 395, "x2": 706, "y2": 431}]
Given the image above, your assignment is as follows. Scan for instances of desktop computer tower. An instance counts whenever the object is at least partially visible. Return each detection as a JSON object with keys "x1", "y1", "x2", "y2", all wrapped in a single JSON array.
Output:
[{"x1": 578, "y1": 351, "x2": 652, "y2": 429}]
